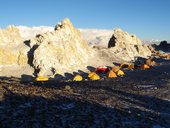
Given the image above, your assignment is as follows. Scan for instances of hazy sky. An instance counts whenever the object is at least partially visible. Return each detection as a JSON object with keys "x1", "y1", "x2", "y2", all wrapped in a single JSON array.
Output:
[{"x1": 0, "y1": 0, "x2": 170, "y2": 40}]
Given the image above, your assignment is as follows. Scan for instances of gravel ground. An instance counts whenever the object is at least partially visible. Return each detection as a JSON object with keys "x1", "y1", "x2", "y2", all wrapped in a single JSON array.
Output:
[{"x1": 0, "y1": 58, "x2": 170, "y2": 128}]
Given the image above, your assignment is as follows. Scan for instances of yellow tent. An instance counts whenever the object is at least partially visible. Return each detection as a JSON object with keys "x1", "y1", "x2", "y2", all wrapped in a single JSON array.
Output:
[
  {"x1": 73, "y1": 75, "x2": 83, "y2": 81},
  {"x1": 140, "y1": 64, "x2": 150, "y2": 70},
  {"x1": 108, "y1": 70, "x2": 117, "y2": 78},
  {"x1": 112, "y1": 66, "x2": 120, "y2": 73},
  {"x1": 35, "y1": 76, "x2": 49, "y2": 82},
  {"x1": 117, "y1": 70, "x2": 125, "y2": 76},
  {"x1": 88, "y1": 72, "x2": 100, "y2": 80}
]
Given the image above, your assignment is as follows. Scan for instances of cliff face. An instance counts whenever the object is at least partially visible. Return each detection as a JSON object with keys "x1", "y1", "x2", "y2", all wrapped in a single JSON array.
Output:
[{"x1": 29, "y1": 18, "x2": 95, "y2": 76}]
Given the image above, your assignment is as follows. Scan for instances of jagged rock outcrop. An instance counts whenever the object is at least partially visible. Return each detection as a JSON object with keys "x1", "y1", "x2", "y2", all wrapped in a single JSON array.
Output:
[
  {"x1": 0, "y1": 26, "x2": 29, "y2": 66},
  {"x1": 108, "y1": 28, "x2": 151, "y2": 61},
  {"x1": 108, "y1": 28, "x2": 142, "y2": 48},
  {"x1": 30, "y1": 18, "x2": 96, "y2": 76}
]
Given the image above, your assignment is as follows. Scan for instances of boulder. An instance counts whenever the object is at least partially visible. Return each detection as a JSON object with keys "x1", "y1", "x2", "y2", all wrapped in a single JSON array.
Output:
[{"x1": 30, "y1": 18, "x2": 95, "y2": 76}]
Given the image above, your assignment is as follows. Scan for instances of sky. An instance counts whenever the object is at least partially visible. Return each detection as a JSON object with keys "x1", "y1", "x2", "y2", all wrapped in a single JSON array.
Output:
[{"x1": 0, "y1": 0, "x2": 170, "y2": 40}]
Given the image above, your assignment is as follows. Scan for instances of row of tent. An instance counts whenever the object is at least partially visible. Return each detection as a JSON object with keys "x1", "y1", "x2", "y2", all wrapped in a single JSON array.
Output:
[
  {"x1": 35, "y1": 49, "x2": 169, "y2": 82},
  {"x1": 73, "y1": 57, "x2": 156, "y2": 81},
  {"x1": 35, "y1": 58, "x2": 155, "y2": 82},
  {"x1": 73, "y1": 66, "x2": 125, "y2": 81}
]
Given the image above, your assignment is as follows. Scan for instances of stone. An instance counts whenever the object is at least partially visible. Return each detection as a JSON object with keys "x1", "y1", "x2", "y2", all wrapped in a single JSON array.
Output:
[{"x1": 30, "y1": 18, "x2": 95, "y2": 76}]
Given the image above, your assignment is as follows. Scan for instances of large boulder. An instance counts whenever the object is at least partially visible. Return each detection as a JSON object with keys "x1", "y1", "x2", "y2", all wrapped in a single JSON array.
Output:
[
  {"x1": 108, "y1": 28, "x2": 151, "y2": 61},
  {"x1": 30, "y1": 18, "x2": 95, "y2": 76}
]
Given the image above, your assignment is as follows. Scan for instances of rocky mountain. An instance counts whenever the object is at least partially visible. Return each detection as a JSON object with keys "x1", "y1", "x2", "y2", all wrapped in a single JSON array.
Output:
[
  {"x1": 29, "y1": 18, "x2": 96, "y2": 76},
  {"x1": 0, "y1": 18, "x2": 153, "y2": 77}
]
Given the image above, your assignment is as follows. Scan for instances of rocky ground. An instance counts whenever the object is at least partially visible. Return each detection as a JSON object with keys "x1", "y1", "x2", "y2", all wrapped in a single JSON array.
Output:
[{"x1": 0, "y1": 58, "x2": 170, "y2": 128}]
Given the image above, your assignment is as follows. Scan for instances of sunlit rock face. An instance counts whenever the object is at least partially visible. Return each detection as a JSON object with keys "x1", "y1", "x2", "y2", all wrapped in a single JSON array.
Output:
[
  {"x1": 0, "y1": 26, "x2": 28, "y2": 66},
  {"x1": 30, "y1": 18, "x2": 96, "y2": 76},
  {"x1": 108, "y1": 28, "x2": 151, "y2": 61}
]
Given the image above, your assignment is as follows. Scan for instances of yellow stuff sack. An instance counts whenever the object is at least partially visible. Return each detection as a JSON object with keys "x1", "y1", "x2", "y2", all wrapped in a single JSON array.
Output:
[
  {"x1": 35, "y1": 76, "x2": 49, "y2": 82},
  {"x1": 73, "y1": 75, "x2": 83, "y2": 81}
]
